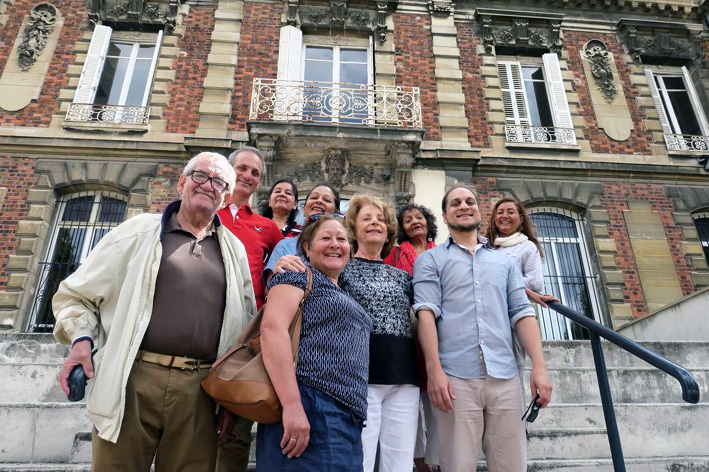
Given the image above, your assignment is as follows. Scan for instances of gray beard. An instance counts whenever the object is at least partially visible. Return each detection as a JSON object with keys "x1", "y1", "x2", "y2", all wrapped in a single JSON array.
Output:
[{"x1": 448, "y1": 221, "x2": 480, "y2": 233}]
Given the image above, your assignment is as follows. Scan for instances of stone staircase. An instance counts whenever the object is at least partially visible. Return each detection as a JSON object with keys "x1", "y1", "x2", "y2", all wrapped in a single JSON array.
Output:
[{"x1": 0, "y1": 333, "x2": 707, "y2": 471}]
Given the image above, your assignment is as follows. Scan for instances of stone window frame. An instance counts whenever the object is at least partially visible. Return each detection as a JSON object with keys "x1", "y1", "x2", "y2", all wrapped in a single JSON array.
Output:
[
  {"x1": 526, "y1": 205, "x2": 604, "y2": 340},
  {"x1": 693, "y1": 212, "x2": 709, "y2": 267}
]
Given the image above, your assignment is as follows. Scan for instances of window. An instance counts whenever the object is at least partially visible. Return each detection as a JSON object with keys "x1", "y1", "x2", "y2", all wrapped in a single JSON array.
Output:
[
  {"x1": 28, "y1": 192, "x2": 127, "y2": 333},
  {"x1": 529, "y1": 209, "x2": 602, "y2": 340},
  {"x1": 694, "y1": 214, "x2": 709, "y2": 265},
  {"x1": 66, "y1": 25, "x2": 162, "y2": 126},
  {"x1": 645, "y1": 67, "x2": 709, "y2": 151},
  {"x1": 498, "y1": 53, "x2": 575, "y2": 145}
]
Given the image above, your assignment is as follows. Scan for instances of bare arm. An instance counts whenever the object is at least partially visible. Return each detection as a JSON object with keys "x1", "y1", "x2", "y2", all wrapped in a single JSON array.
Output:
[
  {"x1": 260, "y1": 284, "x2": 310, "y2": 458},
  {"x1": 418, "y1": 309, "x2": 455, "y2": 413},
  {"x1": 515, "y1": 316, "x2": 552, "y2": 408}
]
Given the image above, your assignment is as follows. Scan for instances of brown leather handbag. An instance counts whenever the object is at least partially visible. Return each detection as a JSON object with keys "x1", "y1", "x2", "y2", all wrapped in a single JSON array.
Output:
[{"x1": 202, "y1": 268, "x2": 313, "y2": 424}]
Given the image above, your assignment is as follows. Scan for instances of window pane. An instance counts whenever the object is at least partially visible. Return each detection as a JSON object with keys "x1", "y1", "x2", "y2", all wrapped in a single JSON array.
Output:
[
  {"x1": 62, "y1": 196, "x2": 94, "y2": 222},
  {"x1": 305, "y1": 47, "x2": 333, "y2": 61},
  {"x1": 98, "y1": 198, "x2": 127, "y2": 223},
  {"x1": 532, "y1": 212, "x2": 578, "y2": 239},
  {"x1": 662, "y1": 76, "x2": 685, "y2": 90},
  {"x1": 95, "y1": 56, "x2": 129, "y2": 105},
  {"x1": 695, "y1": 217, "x2": 709, "y2": 265},
  {"x1": 304, "y1": 60, "x2": 333, "y2": 83},
  {"x1": 340, "y1": 49, "x2": 367, "y2": 63},
  {"x1": 668, "y1": 90, "x2": 701, "y2": 135},
  {"x1": 523, "y1": 66, "x2": 544, "y2": 81},
  {"x1": 137, "y1": 44, "x2": 156, "y2": 59},
  {"x1": 124, "y1": 59, "x2": 152, "y2": 106},
  {"x1": 107, "y1": 42, "x2": 133, "y2": 57},
  {"x1": 340, "y1": 63, "x2": 367, "y2": 85}
]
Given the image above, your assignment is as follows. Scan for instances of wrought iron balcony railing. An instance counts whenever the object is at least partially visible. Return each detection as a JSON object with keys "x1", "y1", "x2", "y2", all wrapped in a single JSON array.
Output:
[
  {"x1": 505, "y1": 125, "x2": 577, "y2": 145},
  {"x1": 664, "y1": 134, "x2": 709, "y2": 152},
  {"x1": 249, "y1": 78, "x2": 423, "y2": 129},
  {"x1": 65, "y1": 103, "x2": 150, "y2": 125}
]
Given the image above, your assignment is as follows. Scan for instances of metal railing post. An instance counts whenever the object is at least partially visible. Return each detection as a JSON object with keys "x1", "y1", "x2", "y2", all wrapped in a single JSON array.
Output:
[{"x1": 589, "y1": 332, "x2": 626, "y2": 472}]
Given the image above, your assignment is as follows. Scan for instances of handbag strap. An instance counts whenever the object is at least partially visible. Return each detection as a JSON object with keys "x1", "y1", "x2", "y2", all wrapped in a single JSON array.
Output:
[{"x1": 289, "y1": 267, "x2": 313, "y2": 364}]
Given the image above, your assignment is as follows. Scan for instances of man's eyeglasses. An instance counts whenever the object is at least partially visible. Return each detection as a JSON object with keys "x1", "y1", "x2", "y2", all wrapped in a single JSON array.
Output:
[
  {"x1": 308, "y1": 212, "x2": 345, "y2": 221},
  {"x1": 188, "y1": 170, "x2": 229, "y2": 193},
  {"x1": 521, "y1": 394, "x2": 541, "y2": 423}
]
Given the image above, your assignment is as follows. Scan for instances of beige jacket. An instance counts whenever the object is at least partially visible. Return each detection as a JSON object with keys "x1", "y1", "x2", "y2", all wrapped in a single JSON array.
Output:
[{"x1": 53, "y1": 203, "x2": 256, "y2": 443}]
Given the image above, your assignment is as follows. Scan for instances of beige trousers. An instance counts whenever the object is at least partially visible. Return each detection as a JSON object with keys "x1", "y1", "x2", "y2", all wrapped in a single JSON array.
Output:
[
  {"x1": 431, "y1": 375, "x2": 526, "y2": 472},
  {"x1": 214, "y1": 415, "x2": 254, "y2": 472},
  {"x1": 91, "y1": 360, "x2": 218, "y2": 472}
]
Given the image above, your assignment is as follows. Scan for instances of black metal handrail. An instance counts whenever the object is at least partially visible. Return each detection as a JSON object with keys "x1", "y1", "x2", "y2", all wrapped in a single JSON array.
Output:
[{"x1": 546, "y1": 301, "x2": 700, "y2": 472}]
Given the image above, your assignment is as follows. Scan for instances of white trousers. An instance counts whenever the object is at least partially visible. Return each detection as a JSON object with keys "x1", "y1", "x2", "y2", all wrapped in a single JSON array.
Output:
[
  {"x1": 413, "y1": 393, "x2": 439, "y2": 465},
  {"x1": 362, "y1": 383, "x2": 420, "y2": 472}
]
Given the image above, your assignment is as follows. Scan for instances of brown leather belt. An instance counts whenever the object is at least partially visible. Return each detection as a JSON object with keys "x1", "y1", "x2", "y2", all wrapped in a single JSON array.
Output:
[{"x1": 136, "y1": 350, "x2": 212, "y2": 371}]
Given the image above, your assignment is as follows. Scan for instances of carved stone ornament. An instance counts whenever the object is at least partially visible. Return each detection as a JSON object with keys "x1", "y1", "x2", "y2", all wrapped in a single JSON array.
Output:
[
  {"x1": 330, "y1": 1, "x2": 347, "y2": 26},
  {"x1": 295, "y1": 3, "x2": 389, "y2": 45},
  {"x1": 476, "y1": 10, "x2": 564, "y2": 55},
  {"x1": 322, "y1": 149, "x2": 349, "y2": 189},
  {"x1": 428, "y1": 0, "x2": 453, "y2": 17},
  {"x1": 286, "y1": 0, "x2": 299, "y2": 26},
  {"x1": 583, "y1": 40, "x2": 617, "y2": 104},
  {"x1": 88, "y1": 0, "x2": 180, "y2": 32},
  {"x1": 618, "y1": 20, "x2": 704, "y2": 65},
  {"x1": 347, "y1": 165, "x2": 385, "y2": 186},
  {"x1": 18, "y1": 3, "x2": 59, "y2": 71},
  {"x1": 292, "y1": 162, "x2": 323, "y2": 183}
]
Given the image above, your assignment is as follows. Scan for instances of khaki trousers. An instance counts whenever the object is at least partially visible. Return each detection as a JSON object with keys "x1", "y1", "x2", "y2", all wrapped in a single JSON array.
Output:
[
  {"x1": 432, "y1": 375, "x2": 526, "y2": 472},
  {"x1": 215, "y1": 416, "x2": 254, "y2": 472},
  {"x1": 91, "y1": 360, "x2": 218, "y2": 472}
]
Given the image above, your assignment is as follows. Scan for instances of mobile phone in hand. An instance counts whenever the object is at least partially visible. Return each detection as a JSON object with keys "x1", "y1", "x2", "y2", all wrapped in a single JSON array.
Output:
[{"x1": 67, "y1": 364, "x2": 88, "y2": 402}]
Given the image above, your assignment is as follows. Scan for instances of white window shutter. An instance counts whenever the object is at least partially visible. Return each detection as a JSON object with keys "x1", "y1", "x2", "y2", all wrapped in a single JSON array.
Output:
[
  {"x1": 681, "y1": 66, "x2": 709, "y2": 135},
  {"x1": 542, "y1": 53, "x2": 573, "y2": 130},
  {"x1": 644, "y1": 69, "x2": 673, "y2": 135},
  {"x1": 275, "y1": 25, "x2": 303, "y2": 119},
  {"x1": 140, "y1": 29, "x2": 163, "y2": 106},
  {"x1": 498, "y1": 61, "x2": 530, "y2": 126},
  {"x1": 74, "y1": 25, "x2": 112, "y2": 104}
]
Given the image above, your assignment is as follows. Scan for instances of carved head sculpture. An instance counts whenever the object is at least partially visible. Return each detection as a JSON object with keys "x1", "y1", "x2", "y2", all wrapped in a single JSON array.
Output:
[{"x1": 322, "y1": 149, "x2": 349, "y2": 189}]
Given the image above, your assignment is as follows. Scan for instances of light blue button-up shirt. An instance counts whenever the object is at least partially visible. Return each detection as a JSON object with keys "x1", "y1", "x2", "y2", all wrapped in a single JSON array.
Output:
[{"x1": 413, "y1": 235, "x2": 534, "y2": 380}]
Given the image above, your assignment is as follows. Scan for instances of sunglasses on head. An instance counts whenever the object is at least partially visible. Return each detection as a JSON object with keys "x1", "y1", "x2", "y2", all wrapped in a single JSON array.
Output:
[
  {"x1": 308, "y1": 212, "x2": 345, "y2": 221},
  {"x1": 521, "y1": 394, "x2": 542, "y2": 423}
]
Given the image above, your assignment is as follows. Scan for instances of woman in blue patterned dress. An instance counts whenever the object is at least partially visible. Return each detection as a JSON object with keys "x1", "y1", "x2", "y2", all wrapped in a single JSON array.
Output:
[{"x1": 258, "y1": 214, "x2": 372, "y2": 471}]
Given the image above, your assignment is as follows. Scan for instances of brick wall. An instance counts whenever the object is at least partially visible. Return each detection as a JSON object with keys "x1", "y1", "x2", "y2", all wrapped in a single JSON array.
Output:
[
  {"x1": 394, "y1": 13, "x2": 440, "y2": 141},
  {"x1": 601, "y1": 182, "x2": 694, "y2": 318},
  {"x1": 148, "y1": 164, "x2": 183, "y2": 213},
  {"x1": 164, "y1": 6, "x2": 216, "y2": 134},
  {"x1": 229, "y1": 2, "x2": 281, "y2": 131},
  {"x1": 474, "y1": 176, "x2": 502, "y2": 237},
  {"x1": 0, "y1": 0, "x2": 87, "y2": 126},
  {"x1": 564, "y1": 32, "x2": 652, "y2": 155},
  {"x1": 457, "y1": 23, "x2": 491, "y2": 148},
  {"x1": 0, "y1": 157, "x2": 38, "y2": 290}
]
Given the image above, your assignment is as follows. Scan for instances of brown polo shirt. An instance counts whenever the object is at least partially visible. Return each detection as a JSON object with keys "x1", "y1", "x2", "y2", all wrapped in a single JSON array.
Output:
[{"x1": 140, "y1": 211, "x2": 226, "y2": 361}]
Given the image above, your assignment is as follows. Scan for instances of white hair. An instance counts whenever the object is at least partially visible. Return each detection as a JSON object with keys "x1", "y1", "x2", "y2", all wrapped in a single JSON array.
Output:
[{"x1": 183, "y1": 152, "x2": 236, "y2": 192}]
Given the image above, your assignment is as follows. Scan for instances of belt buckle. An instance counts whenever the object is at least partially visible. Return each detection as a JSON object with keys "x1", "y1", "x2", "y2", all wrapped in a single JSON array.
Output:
[{"x1": 182, "y1": 359, "x2": 199, "y2": 372}]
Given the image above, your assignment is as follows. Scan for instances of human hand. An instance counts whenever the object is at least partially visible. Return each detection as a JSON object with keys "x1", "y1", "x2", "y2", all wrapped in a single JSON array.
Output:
[
  {"x1": 526, "y1": 288, "x2": 560, "y2": 308},
  {"x1": 59, "y1": 340, "x2": 94, "y2": 396},
  {"x1": 280, "y1": 404, "x2": 310, "y2": 458},
  {"x1": 427, "y1": 367, "x2": 455, "y2": 413},
  {"x1": 274, "y1": 255, "x2": 307, "y2": 274},
  {"x1": 216, "y1": 408, "x2": 236, "y2": 441},
  {"x1": 529, "y1": 364, "x2": 552, "y2": 408}
]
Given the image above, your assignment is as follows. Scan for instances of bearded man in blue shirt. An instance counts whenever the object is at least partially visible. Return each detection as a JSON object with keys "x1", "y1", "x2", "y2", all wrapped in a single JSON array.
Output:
[{"x1": 413, "y1": 186, "x2": 552, "y2": 472}]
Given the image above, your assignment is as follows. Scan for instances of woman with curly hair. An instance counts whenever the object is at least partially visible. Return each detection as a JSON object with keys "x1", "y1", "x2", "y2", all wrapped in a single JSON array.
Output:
[{"x1": 383, "y1": 203, "x2": 438, "y2": 276}]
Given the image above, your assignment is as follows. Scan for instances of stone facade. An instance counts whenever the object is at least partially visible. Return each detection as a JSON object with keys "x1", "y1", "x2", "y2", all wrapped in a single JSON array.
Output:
[{"x1": 0, "y1": 0, "x2": 707, "y2": 334}]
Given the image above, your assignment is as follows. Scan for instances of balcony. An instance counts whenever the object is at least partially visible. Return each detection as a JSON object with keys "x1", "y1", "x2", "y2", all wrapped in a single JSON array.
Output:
[
  {"x1": 249, "y1": 79, "x2": 423, "y2": 129},
  {"x1": 64, "y1": 103, "x2": 150, "y2": 131},
  {"x1": 664, "y1": 134, "x2": 709, "y2": 152},
  {"x1": 505, "y1": 125, "x2": 577, "y2": 146}
]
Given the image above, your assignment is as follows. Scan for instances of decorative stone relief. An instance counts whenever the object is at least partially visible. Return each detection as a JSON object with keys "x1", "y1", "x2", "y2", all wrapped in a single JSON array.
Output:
[
  {"x1": 0, "y1": 3, "x2": 64, "y2": 112},
  {"x1": 580, "y1": 40, "x2": 633, "y2": 142},
  {"x1": 477, "y1": 10, "x2": 564, "y2": 55},
  {"x1": 18, "y1": 3, "x2": 58, "y2": 71},
  {"x1": 618, "y1": 20, "x2": 704, "y2": 65},
  {"x1": 322, "y1": 149, "x2": 349, "y2": 189},
  {"x1": 88, "y1": 0, "x2": 180, "y2": 32},
  {"x1": 428, "y1": 0, "x2": 453, "y2": 17},
  {"x1": 291, "y1": 1, "x2": 391, "y2": 45}
]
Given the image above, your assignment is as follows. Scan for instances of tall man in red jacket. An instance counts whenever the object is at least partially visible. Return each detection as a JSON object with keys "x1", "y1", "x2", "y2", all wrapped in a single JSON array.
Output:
[{"x1": 216, "y1": 146, "x2": 283, "y2": 471}]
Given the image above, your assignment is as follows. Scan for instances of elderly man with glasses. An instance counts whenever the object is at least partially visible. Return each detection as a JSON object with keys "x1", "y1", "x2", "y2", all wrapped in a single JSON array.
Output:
[{"x1": 53, "y1": 152, "x2": 257, "y2": 472}]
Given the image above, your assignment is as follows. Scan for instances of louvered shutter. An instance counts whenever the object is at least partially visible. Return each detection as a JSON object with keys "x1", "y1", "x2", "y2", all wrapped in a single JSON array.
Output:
[
  {"x1": 682, "y1": 66, "x2": 709, "y2": 136},
  {"x1": 275, "y1": 25, "x2": 303, "y2": 119},
  {"x1": 74, "y1": 25, "x2": 112, "y2": 104},
  {"x1": 498, "y1": 61, "x2": 530, "y2": 126},
  {"x1": 542, "y1": 53, "x2": 573, "y2": 130},
  {"x1": 140, "y1": 29, "x2": 163, "y2": 107},
  {"x1": 644, "y1": 69, "x2": 673, "y2": 135}
]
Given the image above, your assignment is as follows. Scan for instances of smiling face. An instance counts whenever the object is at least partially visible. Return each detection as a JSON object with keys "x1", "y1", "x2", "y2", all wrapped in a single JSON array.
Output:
[
  {"x1": 177, "y1": 155, "x2": 231, "y2": 218},
  {"x1": 402, "y1": 209, "x2": 428, "y2": 241},
  {"x1": 494, "y1": 201, "x2": 522, "y2": 237},
  {"x1": 443, "y1": 187, "x2": 481, "y2": 233},
  {"x1": 304, "y1": 219, "x2": 350, "y2": 279},
  {"x1": 354, "y1": 204, "x2": 388, "y2": 251},
  {"x1": 303, "y1": 185, "x2": 337, "y2": 219},
  {"x1": 231, "y1": 151, "x2": 262, "y2": 200},
  {"x1": 269, "y1": 181, "x2": 297, "y2": 214}
]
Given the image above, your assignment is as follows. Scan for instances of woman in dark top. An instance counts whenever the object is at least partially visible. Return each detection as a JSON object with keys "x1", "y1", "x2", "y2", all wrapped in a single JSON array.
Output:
[
  {"x1": 341, "y1": 194, "x2": 419, "y2": 472},
  {"x1": 260, "y1": 178, "x2": 301, "y2": 237},
  {"x1": 258, "y1": 215, "x2": 371, "y2": 472}
]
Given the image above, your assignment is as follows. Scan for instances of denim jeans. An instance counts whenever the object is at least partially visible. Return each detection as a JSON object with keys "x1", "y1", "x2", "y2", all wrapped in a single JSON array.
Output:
[{"x1": 256, "y1": 383, "x2": 364, "y2": 472}]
